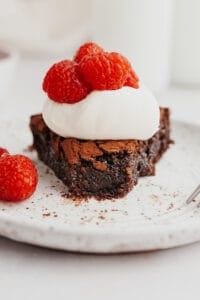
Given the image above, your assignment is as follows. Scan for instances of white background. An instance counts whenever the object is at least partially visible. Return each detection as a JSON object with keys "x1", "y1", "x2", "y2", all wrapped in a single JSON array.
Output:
[
  {"x1": 1, "y1": 0, "x2": 200, "y2": 91},
  {"x1": 1, "y1": 236, "x2": 200, "y2": 300},
  {"x1": 0, "y1": 58, "x2": 200, "y2": 300}
]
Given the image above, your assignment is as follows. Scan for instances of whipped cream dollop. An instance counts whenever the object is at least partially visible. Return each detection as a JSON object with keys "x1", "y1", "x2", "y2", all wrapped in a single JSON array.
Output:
[{"x1": 42, "y1": 86, "x2": 160, "y2": 140}]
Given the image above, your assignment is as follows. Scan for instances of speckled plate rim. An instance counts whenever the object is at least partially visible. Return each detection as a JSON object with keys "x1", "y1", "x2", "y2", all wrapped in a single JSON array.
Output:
[{"x1": 0, "y1": 201, "x2": 200, "y2": 253}]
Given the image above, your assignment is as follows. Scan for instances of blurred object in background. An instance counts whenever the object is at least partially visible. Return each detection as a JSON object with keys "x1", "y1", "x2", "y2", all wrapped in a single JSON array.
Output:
[
  {"x1": 0, "y1": 46, "x2": 18, "y2": 100},
  {"x1": 0, "y1": 0, "x2": 200, "y2": 93},
  {"x1": 172, "y1": 0, "x2": 200, "y2": 86},
  {"x1": 92, "y1": 0, "x2": 173, "y2": 93},
  {"x1": 0, "y1": 0, "x2": 92, "y2": 56}
]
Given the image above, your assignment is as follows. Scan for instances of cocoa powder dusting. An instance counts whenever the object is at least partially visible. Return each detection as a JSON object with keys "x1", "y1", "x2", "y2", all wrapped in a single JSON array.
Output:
[
  {"x1": 61, "y1": 139, "x2": 80, "y2": 164},
  {"x1": 92, "y1": 161, "x2": 107, "y2": 171},
  {"x1": 80, "y1": 142, "x2": 103, "y2": 160}
]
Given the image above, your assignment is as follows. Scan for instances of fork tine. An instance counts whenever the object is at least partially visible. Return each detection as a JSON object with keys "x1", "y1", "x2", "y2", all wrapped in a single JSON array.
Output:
[{"x1": 186, "y1": 184, "x2": 200, "y2": 204}]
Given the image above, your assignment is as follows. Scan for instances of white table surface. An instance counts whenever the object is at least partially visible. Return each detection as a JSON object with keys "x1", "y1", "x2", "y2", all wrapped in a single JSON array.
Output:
[{"x1": 1, "y1": 57, "x2": 200, "y2": 300}]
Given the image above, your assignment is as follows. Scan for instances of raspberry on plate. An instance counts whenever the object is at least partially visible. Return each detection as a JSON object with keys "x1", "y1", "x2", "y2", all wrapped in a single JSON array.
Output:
[
  {"x1": 74, "y1": 42, "x2": 104, "y2": 63},
  {"x1": 43, "y1": 60, "x2": 90, "y2": 103},
  {"x1": 0, "y1": 154, "x2": 38, "y2": 202},
  {"x1": 79, "y1": 52, "x2": 132, "y2": 90}
]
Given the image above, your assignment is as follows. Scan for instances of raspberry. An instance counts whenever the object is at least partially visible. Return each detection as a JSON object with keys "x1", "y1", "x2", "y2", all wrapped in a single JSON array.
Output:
[
  {"x1": 79, "y1": 52, "x2": 131, "y2": 90},
  {"x1": 0, "y1": 155, "x2": 38, "y2": 202},
  {"x1": 0, "y1": 148, "x2": 9, "y2": 158},
  {"x1": 43, "y1": 60, "x2": 89, "y2": 103},
  {"x1": 74, "y1": 42, "x2": 104, "y2": 63},
  {"x1": 125, "y1": 69, "x2": 139, "y2": 89}
]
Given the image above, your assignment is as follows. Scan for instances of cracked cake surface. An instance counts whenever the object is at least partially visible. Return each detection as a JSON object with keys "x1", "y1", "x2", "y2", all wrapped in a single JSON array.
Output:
[{"x1": 30, "y1": 108, "x2": 171, "y2": 200}]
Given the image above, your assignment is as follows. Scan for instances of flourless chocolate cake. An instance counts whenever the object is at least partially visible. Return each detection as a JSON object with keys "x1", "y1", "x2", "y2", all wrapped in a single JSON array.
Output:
[{"x1": 30, "y1": 108, "x2": 171, "y2": 200}]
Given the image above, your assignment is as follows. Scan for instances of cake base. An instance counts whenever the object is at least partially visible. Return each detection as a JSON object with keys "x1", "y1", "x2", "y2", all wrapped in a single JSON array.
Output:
[{"x1": 30, "y1": 108, "x2": 171, "y2": 200}]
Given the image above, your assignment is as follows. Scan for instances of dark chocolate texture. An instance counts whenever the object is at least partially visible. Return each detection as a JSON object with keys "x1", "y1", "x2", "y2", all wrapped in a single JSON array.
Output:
[{"x1": 30, "y1": 108, "x2": 171, "y2": 199}]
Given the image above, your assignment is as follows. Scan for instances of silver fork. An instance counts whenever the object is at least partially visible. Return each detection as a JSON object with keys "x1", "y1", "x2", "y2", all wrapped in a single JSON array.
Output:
[{"x1": 186, "y1": 184, "x2": 200, "y2": 205}]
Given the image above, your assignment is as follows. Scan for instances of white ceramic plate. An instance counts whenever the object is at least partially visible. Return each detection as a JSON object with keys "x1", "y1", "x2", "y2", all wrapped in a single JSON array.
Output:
[{"x1": 0, "y1": 119, "x2": 200, "y2": 253}]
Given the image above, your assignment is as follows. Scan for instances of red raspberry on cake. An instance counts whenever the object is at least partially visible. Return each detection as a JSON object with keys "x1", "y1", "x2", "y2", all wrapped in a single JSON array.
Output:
[
  {"x1": 0, "y1": 148, "x2": 9, "y2": 158},
  {"x1": 74, "y1": 42, "x2": 104, "y2": 63},
  {"x1": 43, "y1": 60, "x2": 90, "y2": 103},
  {"x1": 42, "y1": 42, "x2": 140, "y2": 104},
  {"x1": 79, "y1": 52, "x2": 133, "y2": 90},
  {"x1": 125, "y1": 69, "x2": 139, "y2": 89},
  {"x1": 0, "y1": 154, "x2": 38, "y2": 202}
]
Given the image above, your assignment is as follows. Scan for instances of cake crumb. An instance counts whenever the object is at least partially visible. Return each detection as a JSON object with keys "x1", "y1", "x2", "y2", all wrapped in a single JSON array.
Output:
[
  {"x1": 45, "y1": 168, "x2": 50, "y2": 174},
  {"x1": 23, "y1": 145, "x2": 35, "y2": 152},
  {"x1": 43, "y1": 212, "x2": 51, "y2": 217},
  {"x1": 150, "y1": 194, "x2": 159, "y2": 200},
  {"x1": 167, "y1": 203, "x2": 174, "y2": 210}
]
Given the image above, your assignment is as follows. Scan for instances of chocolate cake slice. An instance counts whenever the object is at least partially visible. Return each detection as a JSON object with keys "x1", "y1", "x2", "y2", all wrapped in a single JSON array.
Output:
[{"x1": 30, "y1": 108, "x2": 171, "y2": 200}]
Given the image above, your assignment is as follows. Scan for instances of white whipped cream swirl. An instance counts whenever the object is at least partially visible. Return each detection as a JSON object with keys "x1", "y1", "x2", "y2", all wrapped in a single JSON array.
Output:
[{"x1": 42, "y1": 86, "x2": 160, "y2": 140}]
